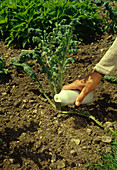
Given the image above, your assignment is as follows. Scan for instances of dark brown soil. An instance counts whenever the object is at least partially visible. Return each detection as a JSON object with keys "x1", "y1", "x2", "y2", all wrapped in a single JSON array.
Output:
[{"x1": 0, "y1": 33, "x2": 117, "y2": 170}]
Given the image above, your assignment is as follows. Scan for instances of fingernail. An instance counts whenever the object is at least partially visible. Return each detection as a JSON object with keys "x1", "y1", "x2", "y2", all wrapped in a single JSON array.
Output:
[{"x1": 75, "y1": 101, "x2": 80, "y2": 106}]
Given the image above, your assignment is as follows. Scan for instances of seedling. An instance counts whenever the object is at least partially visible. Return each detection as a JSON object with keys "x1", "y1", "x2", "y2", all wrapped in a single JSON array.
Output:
[
  {"x1": 11, "y1": 21, "x2": 78, "y2": 108},
  {"x1": 10, "y1": 20, "x2": 107, "y2": 128}
]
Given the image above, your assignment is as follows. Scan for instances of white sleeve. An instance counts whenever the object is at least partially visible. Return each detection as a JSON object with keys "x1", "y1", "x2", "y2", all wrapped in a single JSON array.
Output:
[{"x1": 94, "y1": 37, "x2": 117, "y2": 75}]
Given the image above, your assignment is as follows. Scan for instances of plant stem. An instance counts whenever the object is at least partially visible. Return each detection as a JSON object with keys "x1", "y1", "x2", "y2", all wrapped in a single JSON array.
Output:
[
  {"x1": 60, "y1": 110, "x2": 104, "y2": 128},
  {"x1": 36, "y1": 81, "x2": 56, "y2": 108},
  {"x1": 48, "y1": 79, "x2": 54, "y2": 98},
  {"x1": 88, "y1": 114, "x2": 104, "y2": 128},
  {"x1": 60, "y1": 31, "x2": 71, "y2": 90}
]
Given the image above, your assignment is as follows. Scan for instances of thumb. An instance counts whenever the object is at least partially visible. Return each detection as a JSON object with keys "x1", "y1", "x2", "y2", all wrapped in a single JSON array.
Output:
[{"x1": 75, "y1": 89, "x2": 88, "y2": 106}]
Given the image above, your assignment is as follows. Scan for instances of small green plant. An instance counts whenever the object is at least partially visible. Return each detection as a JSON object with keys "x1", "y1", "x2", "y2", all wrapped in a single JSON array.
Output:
[
  {"x1": 102, "y1": 75, "x2": 117, "y2": 84},
  {"x1": 10, "y1": 21, "x2": 79, "y2": 108},
  {"x1": 10, "y1": 20, "x2": 105, "y2": 128},
  {"x1": 0, "y1": 57, "x2": 8, "y2": 74}
]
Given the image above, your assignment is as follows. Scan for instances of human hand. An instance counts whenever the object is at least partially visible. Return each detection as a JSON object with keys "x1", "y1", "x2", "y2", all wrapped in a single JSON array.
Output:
[{"x1": 62, "y1": 70, "x2": 103, "y2": 106}]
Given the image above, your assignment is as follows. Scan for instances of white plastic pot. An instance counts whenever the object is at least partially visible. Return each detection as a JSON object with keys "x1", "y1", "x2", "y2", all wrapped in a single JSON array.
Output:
[{"x1": 54, "y1": 90, "x2": 93, "y2": 105}]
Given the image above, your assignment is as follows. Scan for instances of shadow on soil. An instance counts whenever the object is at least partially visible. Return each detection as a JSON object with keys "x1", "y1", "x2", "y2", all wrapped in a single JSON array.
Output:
[{"x1": 0, "y1": 73, "x2": 12, "y2": 84}]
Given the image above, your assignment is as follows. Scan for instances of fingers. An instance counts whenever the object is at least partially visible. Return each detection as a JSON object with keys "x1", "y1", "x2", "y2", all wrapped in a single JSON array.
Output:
[
  {"x1": 62, "y1": 80, "x2": 86, "y2": 106},
  {"x1": 62, "y1": 84, "x2": 73, "y2": 90},
  {"x1": 62, "y1": 80, "x2": 83, "y2": 91},
  {"x1": 75, "y1": 88, "x2": 89, "y2": 106}
]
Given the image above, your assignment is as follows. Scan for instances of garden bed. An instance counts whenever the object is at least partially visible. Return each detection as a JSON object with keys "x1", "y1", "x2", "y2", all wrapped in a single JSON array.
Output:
[{"x1": 0, "y1": 33, "x2": 117, "y2": 169}]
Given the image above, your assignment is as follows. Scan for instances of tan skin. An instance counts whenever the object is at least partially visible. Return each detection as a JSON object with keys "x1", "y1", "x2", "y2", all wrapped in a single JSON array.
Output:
[{"x1": 62, "y1": 70, "x2": 103, "y2": 106}]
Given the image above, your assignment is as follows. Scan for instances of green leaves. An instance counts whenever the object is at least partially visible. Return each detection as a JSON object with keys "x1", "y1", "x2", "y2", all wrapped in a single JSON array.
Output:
[
  {"x1": 10, "y1": 22, "x2": 78, "y2": 108},
  {"x1": 10, "y1": 59, "x2": 39, "y2": 82},
  {"x1": 36, "y1": 23, "x2": 79, "y2": 92},
  {"x1": 102, "y1": 76, "x2": 117, "y2": 84},
  {"x1": 0, "y1": 57, "x2": 8, "y2": 74},
  {"x1": 0, "y1": 0, "x2": 45, "y2": 47},
  {"x1": 10, "y1": 59, "x2": 56, "y2": 108},
  {"x1": 95, "y1": 0, "x2": 117, "y2": 33},
  {"x1": 0, "y1": 0, "x2": 104, "y2": 48}
]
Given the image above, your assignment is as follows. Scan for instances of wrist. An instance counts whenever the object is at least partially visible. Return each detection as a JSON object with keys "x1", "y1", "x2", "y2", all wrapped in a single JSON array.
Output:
[
  {"x1": 92, "y1": 69, "x2": 104, "y2": 79},
  {"x1": 93, "y1": 69, "x2": 105, "y2": 77}
]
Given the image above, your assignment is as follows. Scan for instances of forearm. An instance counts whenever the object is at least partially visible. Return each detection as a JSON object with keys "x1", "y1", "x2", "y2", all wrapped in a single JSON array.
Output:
[{"x1": 94, "y1": 37, "x2": 117, "y2": 75}]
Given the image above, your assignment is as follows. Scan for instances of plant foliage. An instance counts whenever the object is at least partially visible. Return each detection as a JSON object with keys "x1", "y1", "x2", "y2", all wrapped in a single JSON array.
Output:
[
  {"x1": 95, "y1": 0, "x2": 117, "y2": 33},
  {"x1": 10, "y1": 22, "x2": 79, "y2": 107},
  {"x1": 0, "y1": 0, "x2": 102, "y2": 48},
  {"x1": 102, "y1": 75, "x2": 117, "y2": 84}
]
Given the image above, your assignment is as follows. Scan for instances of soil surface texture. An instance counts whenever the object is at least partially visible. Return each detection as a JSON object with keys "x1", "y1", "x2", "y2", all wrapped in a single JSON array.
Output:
[{"x1": 0, "y1": 33, "x2": 117, "y2": 170}]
